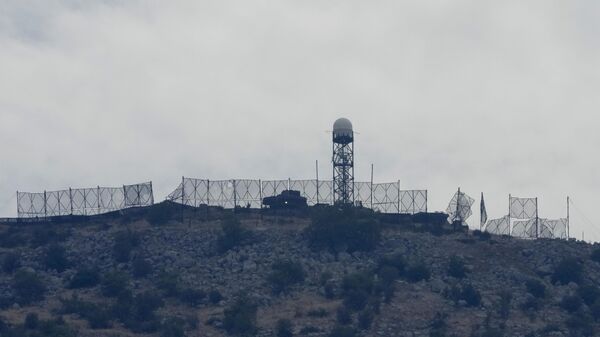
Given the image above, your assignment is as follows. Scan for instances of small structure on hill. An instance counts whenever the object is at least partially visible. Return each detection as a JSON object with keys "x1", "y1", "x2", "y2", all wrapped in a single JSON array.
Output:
[
  {"x1": 262, "y1": 190, "x2": 307, "y2": 209},
  {"x1": 332, "y1": 117, "x2": 354, "y2": 206}
]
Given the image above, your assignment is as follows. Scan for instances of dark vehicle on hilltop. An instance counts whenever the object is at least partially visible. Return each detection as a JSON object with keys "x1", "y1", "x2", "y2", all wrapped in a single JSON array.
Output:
[{"x1": 262, "y1": 190, "x2": 307, "y2": 210}]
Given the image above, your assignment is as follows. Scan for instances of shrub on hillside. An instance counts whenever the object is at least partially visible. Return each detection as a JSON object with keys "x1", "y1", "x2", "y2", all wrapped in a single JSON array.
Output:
[
  {"x1": 268, "y1": 259, "x2": 305, "y2": 294},
  {"x1": 101, "y1": 270, "x2": 130, "y2": 297},
  {"x1": 525, "y1": 279, "x2": 546, "y2": 298},
  {"x1": 446, "y1": 284, "x2": 481, "y2": 307},
  {"x1": 12, "y1": 270, "x2": 46, "y2": 305},
  {"x1": 223, "y1": 295, "x2": 258, "y2": 335},
  {"x1": 306, "y1": 207, "x2": 380, "y2": 253},
  {"x1": 336, "y1": 306, "x2": 352, "y2": 325},
  {"x1": 357, "y1": 308, "x2": 374, "y2": 330},
  {"x1": 276, "y1": 319, "x2": 293, "y2": 337},
  {"x1": 577, "y1": 285, "x2": 600, "y2": 306},
  {"x1": 60, "y1": 294, "x2": 112, "y2": 329},
  {"x1": 160, "y1": 317, "x2": 186, "y2": 337},
  {"x1": 113, "y1": 230, "x2": 141, "y2": 263},
  {"x1": 447, "y1": 256, "x2": 467, "y2": 279},
  {"x1": 591, "y1": 248, "x2": 600, "y2": 263},
  {"x1": 560, "y1": 295, "x2": 583, "y2": 313},
  {"x1": 217, "y1": 217, "x2": 251, "y2": 253},
  {"x1": 146, "y1": 202, "x2": 178, "y2": 226},
  {"x1": 209, "y1": 290, "x2": 223, "y2": 304},
  {"x1": 132, "y1": 257, "x2": 153, "y2": 278},
  {"x1": 134, "y1": 291, "x2": 165, "y2": 321},
  {"x1": 552, "y1": 257, "x2": 583, "y2": 285},
  {"x1": 68, "y1": 267, "x2": 100, "y2": 289},
  {"x1": 473, "y1": 230, "x2": 491, "y2": 241},
  {"x1": 377, "y1": 253, "x2": 405, "y2": 275},
  {"x1": 2, "y1": 252, "x2": 21, "y2": 274},
  {"x1": 24, "y1": 313, "x2": 39, "y2": 330},
  {"x1": 405, "y1": 261, "x2": 431, "y2": 283},
  {"x1": 30, "y1": 227, "x2": 70, "y2": 248},
  {"x1": 329, "y1": 325, "x2": 355, "y2": 337},
  {"x1": 43, "y1": 244, "x2": 70, "y2": 272},
  {"x1": 157, "y1": 270, "x2": 181, "y2": 297},
  {"x1": 341, "y1": 272, "x2": 374, "y2": 311},
  {"x1": 179, "y1": 288, "x2": 206, "y2": 307}
]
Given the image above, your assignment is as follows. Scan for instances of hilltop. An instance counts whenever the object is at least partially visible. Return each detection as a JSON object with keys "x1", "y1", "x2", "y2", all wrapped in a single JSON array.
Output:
[{"x1": 0, "y1": 203, "x2": 599, "y2": 337}]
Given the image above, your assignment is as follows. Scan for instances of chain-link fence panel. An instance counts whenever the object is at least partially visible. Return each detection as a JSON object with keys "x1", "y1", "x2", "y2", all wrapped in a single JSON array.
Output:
[
  {"x1": 166, "y1": 177, "x2": 427, "y2": 213},
  {"x1": 484, "y1": 216, "x2": 510, "y2": 235},
  {"x1": 400, "y1": 190, "x2": 428, "y2": 214},
  {"x1": 372, "y1": 183, "x2": 399, "y2": 213},
  {"x1": 17, "y1": 182, "x2": 154, "y2": 218},
  {"x1": 510, "y1": 197, "x2": 537, "y2": 219},
  {"x1": 235, "y1": 180, "x2": 262, "y2": 208},
  {"x1": 261, "y1": 180, "x2": 288, "y2": 199},
  {"x1": 289, "y1": 180, "x2": 319, "y2": 205}
]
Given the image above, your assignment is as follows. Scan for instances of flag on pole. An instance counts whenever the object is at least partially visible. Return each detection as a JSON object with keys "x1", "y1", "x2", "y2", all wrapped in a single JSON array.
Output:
[{"x1": 480, "y1": 192, "x2": 488, "y2": 230}]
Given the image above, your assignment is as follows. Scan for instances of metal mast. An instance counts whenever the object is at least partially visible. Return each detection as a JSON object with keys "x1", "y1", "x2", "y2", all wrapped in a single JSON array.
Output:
[{"x1": 332, "y1": 118, "x2": 354, "y2": 206}]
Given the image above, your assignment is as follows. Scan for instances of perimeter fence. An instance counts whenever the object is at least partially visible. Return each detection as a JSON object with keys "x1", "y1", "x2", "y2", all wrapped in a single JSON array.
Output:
[
  {"x1": 17, "y1": 182, "x2": 154, "y2": 218},
  {"x1": 483, "y1": 196, "x2": 568, "y2": 239},
  {"x1": 167, "y1": 177, "x2": 427, "y2": 214}
]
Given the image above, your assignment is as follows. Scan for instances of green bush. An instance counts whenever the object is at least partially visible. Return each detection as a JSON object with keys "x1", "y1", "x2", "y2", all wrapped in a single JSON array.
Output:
[
  {"x1": 12, "y1": 270, "x2": 46, "y2": 305},
  {"x1": 24, "y1": 313, "x2": 39, "y2": 330},
  {"x1": 329, "y1": 325, "x2": 355, "y2": 337},
  {"x1": 68, "y1": 267, "x2": 100, "y2": 289},
  {"x1": 146, "y1": 202, "x2": 178, "y2": 226},
  {"x1": 60, "y1": 295, "x2": 112, "y2": 329},
  {"x1": 276, "y1": 319, "x2": 293, "y2": 337},
  {"x1": 2, "y1": 252, "x2": 21, "y2": 274},
  {"x1": 223, "y1": 295, "x2": 257, "y2": 335},
  {"x1": 378, "y1": 266, "x2": 400, "y2": 288},
  {"x1": 446, "y1": 284, "x2": 481, "y2": 307},
  {"x1": 179, "y1": 288, "x2": 206, "y2": 307},
  {"x1": 101, "y1": 270, "x2": 130, "y2": 297},
  {"x1": 132, "y1": 257, "x2": 153, "y2": 278},
  {"x1": 565, "y1": 313, "x2": 594, "y2": 336},
  {"x1": 341, "y1": 272, "x2": 374, "y2": 311},
  {"x1": 36, "y1": 317, "x2": 77, "y2": 337},
  {"x1": 336, "y1": 306, "x2": 352, "y2": 325},
  {"x1": 405, "y1": 261, "x2": 431, "y2": 283},
  {"x1": 209, "y1": 290, "x2": 223, "y2": 304},
  {"x1": 377, "y1": 253, "x2": 405, "y2": 275},
  {"x1": 113, "y1": 230, "x2": 141, "y2": 263},
  {"x1": 498, "y1": 291, "x2": 512, "y2": 319},
  {"x1": 591, "y1": 248, "x2": 600, "y2": 263},
  {"x1": 429, "y1": 312, "x2": 448, "y2": 337},
  {"x1": 217, "y1": 216, "x2": 251, "y2": 253},
  {"x1": 30, "y1": 227, "x2": 69, "y2": 248},
  {"x1": 577, "y1": 285, "x2": 600, "y2": 306},
  {"x1": 447, "y1": 256, "x2": 467, "y2": 279},
  {"x1": 552, "y1": 257, "x2": 583, "y2": 285},
  {"x1": 525, "y1": 279, "x2": 546, "y2": 298},
  {"x1": 268, "y1": 260, "x2": 305, "y2": 294},
  {"x1": 157, "y1": 270, "x2": 181, "y2": 297},
  {"x1": 306, "y1": 207, "x2": 380, "y2": 253},
  {"x1": 134, "y1": 291, "x2": 165, "y2": 321},
  {"x1": 44, "y1": 244, "x2": 70, "y2": 272},
  {"x1": 560, "y1": 294, "x2": 583, "y2": 313},
  {"x1": 591, "y1": 301, "x2": 600, "y2": 321},
  {"x1": 357, "y1": 308, "x2": 374, "y2": 330},
  {"x1": 160, "y1": 317, "x2": 186, "y2": 337}
]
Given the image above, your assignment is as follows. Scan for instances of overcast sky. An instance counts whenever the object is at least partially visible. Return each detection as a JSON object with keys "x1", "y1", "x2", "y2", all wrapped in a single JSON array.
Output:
[{"x1": 1, "y1": 0, "x2": 599, "y2": 240}]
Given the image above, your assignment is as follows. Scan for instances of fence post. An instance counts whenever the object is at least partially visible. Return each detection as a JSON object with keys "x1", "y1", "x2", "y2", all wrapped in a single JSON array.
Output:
[
  {"x1": 425, "y1": 190, "x2": 428, "y2": 213},
  {"x1": 508, "y1": 194, "x2": 512, "y2": 236},
  {"x1": 233, "y1": 179, "x2": 237, "y2": 211},
  {"x1": 316, "y1": 160, "x2": 319, "y2": 204},
  {"x1": 259, "y1": 179, "x2": 263, "y2": 209},
  {"x1": 69, "y1": 188, "x2": 73, "y2": 215},
  {"x1": 44, "y1": 190, "x2": 47, "y2": 218},
  {"x1": 370, "y1": 164, "x2": 374, "y2": 210},
  {"x1": 397, "y1": 180, "x2": 400, "y2": 213},
  {"x1": 181, "y1": 177, "x2": 185, "y2": 223}
]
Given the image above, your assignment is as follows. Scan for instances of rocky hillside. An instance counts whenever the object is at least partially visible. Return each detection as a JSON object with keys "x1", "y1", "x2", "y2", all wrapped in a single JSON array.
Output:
[{"x1": 0, "y1": 204, "x2": 599, "y2": 337}]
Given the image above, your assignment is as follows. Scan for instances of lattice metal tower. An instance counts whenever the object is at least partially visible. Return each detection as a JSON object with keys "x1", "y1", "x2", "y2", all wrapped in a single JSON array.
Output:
[{"x1": 332, "y1": 118, "x2": 354, "y2": 205}]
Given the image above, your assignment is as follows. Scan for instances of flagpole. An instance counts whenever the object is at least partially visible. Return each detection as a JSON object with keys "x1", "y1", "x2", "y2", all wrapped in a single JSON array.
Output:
[{"x1": 480, "y1": 192, "x2": 483, "y2": 231}]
